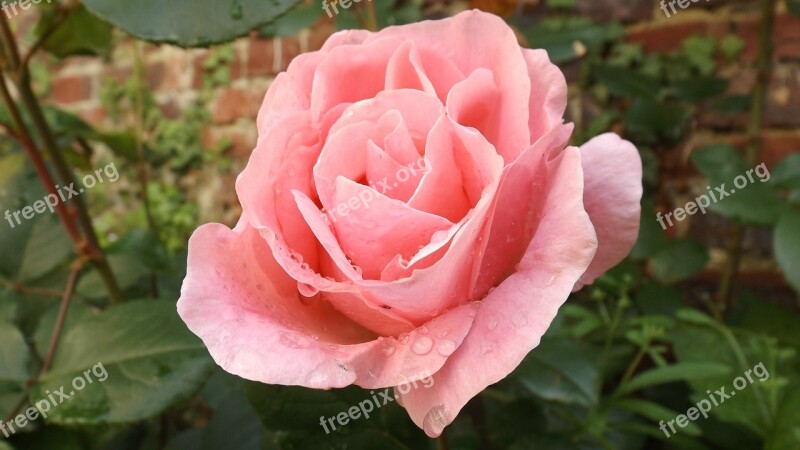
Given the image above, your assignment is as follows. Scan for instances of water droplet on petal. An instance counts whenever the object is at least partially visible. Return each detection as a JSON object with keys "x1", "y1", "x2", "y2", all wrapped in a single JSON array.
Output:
[
  {"x1": 512, "y1": 314, "x2": 528, "y2": 329},
  {"x1": 423, "y1": 405, "x2": 449, "y2": 437},
  {"x1": 352, "y1": 265, "x2": 363, "y2": 276},
  {"x1": 382, "y1": 345, "x2": 396, "y2": 356},
  {"x1": 418, "y1": 326, "x2": 429, "y2": 335},
  {"x1": 398, "y1": 333, "x2": 410, "y2": 344},
  {"x1": 411, "y1": 336, "x2": 433, "y2": 355},
  {"x1": 437, "y1": 340, "x2": 456, "y2": 356},
  {"x1": 300, "y1": 262, "x2": 310, "y2": 271},
  {"x1": 297, "y1": 282, "x2": 318, "y2": 297}
]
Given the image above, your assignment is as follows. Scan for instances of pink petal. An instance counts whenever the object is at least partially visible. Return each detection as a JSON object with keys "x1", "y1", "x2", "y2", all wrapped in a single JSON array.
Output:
[
  {"x1": 178, "y1": 221, "x2": 477, "y2": 389},
  {"x1": 396, "y1": 146, "x2": 598, "y2": 437},
  {"x1": 577, "y1": 133, "x2": 642, "y2": 287},
  {"x1": 523, "y1": 49, "x2": 568, "y2": 143},
  {"x1": 367, "y1": 10, "x2": 531, "y2": 160}
]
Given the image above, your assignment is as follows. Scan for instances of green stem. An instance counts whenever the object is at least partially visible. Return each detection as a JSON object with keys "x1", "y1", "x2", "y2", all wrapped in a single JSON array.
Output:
[
  {"x1": 0, "y1": 13, "x2": 123, "y2": 304},
  {"x1": 715, "y1": 0, "x2": 776, "y2": 309}
]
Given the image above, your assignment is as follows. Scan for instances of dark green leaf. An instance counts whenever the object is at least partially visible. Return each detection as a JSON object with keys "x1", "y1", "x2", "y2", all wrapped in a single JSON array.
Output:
[
  {"x1": 616, "y1": 362, "x2": 731, "y2": 396},
  {"x1": 613, "y1": 398, "x2": 701, "y2": 436},
  {"x1": 788, "y1": 0, "x2": 800, "y2": 17},
  {"x1": 260, "y1": 1, "x2": 324, "y2": 37},
  {"x1": 630, "y1": 205, "x2": 667, "y2": 260},
  {"x1": 774, "y1": 209, "x2": 800, "y2": 293},
  {"x1": 672, "y1": 76, "x2": 728, "y2": 102},
  {"x1": 772, "y1": 153, "x2": 800, "y2": 188},
  {"x1": 514, "y1": 338, "x2": 599, "y2": 406},
  {"x1": 624, "y1": 98, "x2": 688, "y2": 136},
  {"x1": 765, "y1": 382, "x2": 800, "y2": 450},
  {"x1": 81, "y1": 0, "x2": 300, "y2": 47},
  {"x1": 38, "y1": 6, "x2": 113, "y2": 57},
  {"x1": 593, "y1": 65, "x2": 661, "y2": 99},
  {"x1": 76, "y1": 254, "x2": 148, "y2": 299},
  {"x1": 34, "y1": 300, "x2": 212, "y2": 424},
  {"x1": 650, "y1": 239, "x2": 709, "y2": 284}
]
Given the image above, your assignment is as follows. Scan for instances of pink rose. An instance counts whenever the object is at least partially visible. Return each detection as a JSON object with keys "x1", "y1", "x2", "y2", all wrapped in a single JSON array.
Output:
[{"x1": 178, "y1": 10, "x2": 642, "y2": 437}]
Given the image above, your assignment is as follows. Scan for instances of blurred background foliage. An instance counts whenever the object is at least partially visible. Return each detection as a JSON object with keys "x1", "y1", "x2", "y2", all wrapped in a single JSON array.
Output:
[{"x1": 0, "y1": 0, "x2": 799, "y2": 449}]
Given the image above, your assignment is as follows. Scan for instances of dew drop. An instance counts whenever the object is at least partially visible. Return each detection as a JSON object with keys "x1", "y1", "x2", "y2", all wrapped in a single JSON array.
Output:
[
  {"x1": 422, "y1": 405, "x2": 449, "y2": 437},
  {"x1": 297, "y1": 282, "x2": 319, "y2": 297},
  {"x1": 512, "y1": 314, "x2": 528, "y2": 329},
  {"x1": 300, "y1": 262, "x2": 310, "y2": 271},
  {"x1": 418, "y1": 326, "x2": 429, "y2": 335},
  {"x1": 411, "y1": 336, "x2": 433, "y2": 355},
  {"x1": 398, "y1": 333, "x2": 410, "y2": 344},
  {"x1": 352, "y1": 265, "x2": 363, "y2": 276},
  {"x1": 228, "y1": 1, "x2": 243, "y2": 20},
  {"x1": 382, "y1": 345, "x2": 396, "y2": 356},
  {"x1": 437, "y1": 340, "x2": 456, "y2": 356}
]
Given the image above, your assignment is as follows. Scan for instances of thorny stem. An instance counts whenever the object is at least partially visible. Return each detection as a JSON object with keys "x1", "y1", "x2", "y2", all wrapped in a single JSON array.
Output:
[
  {"x1": 0, "y1": 13, "x2": 123, "y2": 304},
  {"x1": 3, "y1": 258, "x2": 85, "y2": 423}
]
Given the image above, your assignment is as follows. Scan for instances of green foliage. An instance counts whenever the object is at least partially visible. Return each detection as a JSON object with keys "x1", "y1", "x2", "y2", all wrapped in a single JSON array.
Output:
[{"x1": 81, "y1": 0, "x2": 301, "y2": 47}]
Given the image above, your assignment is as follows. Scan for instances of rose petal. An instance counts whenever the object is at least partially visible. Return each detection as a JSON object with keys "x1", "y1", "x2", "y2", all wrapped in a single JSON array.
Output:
[
  {"x1": 367, "y1": 10, "x2": 531, "y2": 160},
  {"x1": 396, "y1": 146, "x2": 598, "y2": 437},
  {"x1": 577, "y1": 133, "x2": 642, "y2": 288},
  {"x1": 523, "y1": 48, "x2": 568, "y2": 143},
  {"x1": 178, "y1": 221, "x2": 476, "y2": 389}
]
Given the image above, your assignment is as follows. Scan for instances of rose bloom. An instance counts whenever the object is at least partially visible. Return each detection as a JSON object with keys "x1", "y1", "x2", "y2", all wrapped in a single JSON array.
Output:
[{"x1": 178, "y1": 10, "x2": 641, "y2": 437}]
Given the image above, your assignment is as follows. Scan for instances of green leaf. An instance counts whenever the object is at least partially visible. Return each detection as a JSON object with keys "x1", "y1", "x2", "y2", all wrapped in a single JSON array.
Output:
[
  {"x1": 765, "y1": 383, "x2": 800, "y2": 450},
  {"x1": 260, "y1": 1, "x2": 324, "y2": 37},
  {"x1": 788, "y1": 0, "x2": 800, "y2": 17},
  {"x1": 245, "y1": 383, "x2": 352, "y2": 431},
  {"x1": 33, "y1": 300, "x2": 212, "y2": 424},
  {"x1": 772, "y1": 153, "x2": 800, "y2": 188},
  {"x1": 774, "y1": 209, "x2": 800, "y2": 293},
  {"x1": 672, "y1": 76, "x2": 728, "y2": 102},
  {"x1": 33, "y1": 302, "x2": 94, "y2": 359},
  {"x1": 0, "y1": 215, "x2": 72, "y2": 284},
  {"x1": 194, "y1": 392, "x2": 263, "y2": 450},
  {"x1": 720, "y1": 35, "x2": 745, "y2": 61},
  {"x1": 0, "y1": 320, "x2": 29, "y2": 384},
  {"x1": 81, "y1": 0, "x2": 300, "y2": 47},
  {"x1": 650, "y1": 239, "x2": 709, "y2": 284},
  {"x1": 616, "y1": 362, "x2": 731, "y2": 396},
  {"x1": 76, "y1": 254, "x2": 148, "y2": 299},
  {"x1": 691, "y1": 144, "x2": 784, "y2": 225},
  {"x1": 613, "y1": 398, "x2": 702, "y2": 436},
  {"x1": 624, "y1": 98, "x2": 688, "y2": 136},
  {"x1": 519, "y1": 17, "x2": 621, "y2": 63},
  {"x1": 634, "y1": 282, "x2": 683, "y2": 316},
  {"x1": 630, "y1": 205, "x2": 667, "y2": 260},
  {"x1": 514, "y1": 338, "x2": 599, "y2": 406},
  {"x1": 593, "y1": 65, "x2": 661, "y2": 99},
  {"x1": 0, "y1": 320, "x2": 29, "y2": 420},
  {"x1": 38, "y1": 5, "x2": 113, "y2": 57}
]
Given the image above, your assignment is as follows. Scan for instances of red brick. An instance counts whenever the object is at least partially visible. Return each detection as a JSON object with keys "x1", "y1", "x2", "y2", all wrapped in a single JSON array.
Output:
[
  {"x1": 52, "y1": 75, "x2": 92, "y2": 104},
  {"x1": 308, "y1": 22, "x2": 336, "y2": 52},
  {"x1": 760, "y1": 131, "x2": 800, "y2": 168},
  {"x1": 247, "y1": 35, "x2": 302, "y2": 77},
  {"x1": 212, "y1": 88, "x2": 262, "y2": 124},
  {"x1": 575, "y1": 0, "x2": 652, "y2": 23},
  {"x1": 625, "y1": 20, "x2": 709, "y2": 53},
  {"x1": 78, "y1": 106, "x2": 107, "y2": 125}
]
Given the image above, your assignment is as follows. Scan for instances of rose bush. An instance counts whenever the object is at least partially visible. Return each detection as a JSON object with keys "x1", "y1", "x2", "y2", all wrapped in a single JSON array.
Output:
[{"x1": 178, "y1": 9, "x2": 642, "y2": 437}]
